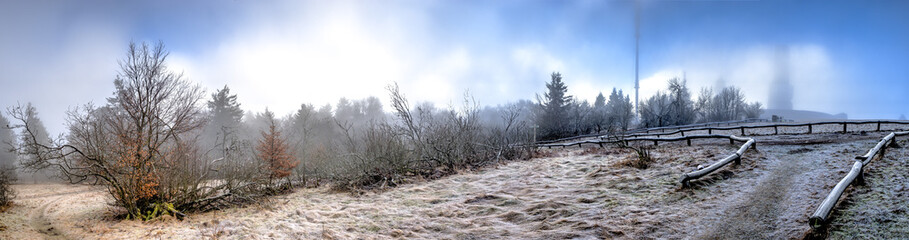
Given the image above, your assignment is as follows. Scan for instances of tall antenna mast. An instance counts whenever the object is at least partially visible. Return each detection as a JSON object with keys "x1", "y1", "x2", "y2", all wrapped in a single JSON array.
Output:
[{"x1": 634, "y1": 0, "x2": 641, "y2": 113}]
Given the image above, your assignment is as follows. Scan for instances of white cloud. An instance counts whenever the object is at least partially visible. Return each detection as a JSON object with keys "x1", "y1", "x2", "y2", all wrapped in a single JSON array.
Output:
[{"x1": 169, "y1": 2, "x2": 580, "y2": 116}]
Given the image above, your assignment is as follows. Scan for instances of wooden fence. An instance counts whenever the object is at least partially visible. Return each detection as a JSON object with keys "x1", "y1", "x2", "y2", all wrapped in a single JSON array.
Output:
[
  {"x1": 624, "y1": 120, "x2": 909, "y2": 138},
  {"x1": 536, "y1": 133, "x2": 756, "y2": 186},
  {"x1": 533, "y1": 118, "x2": 768, "y2": 145},
  {"x1": 533, "y1": 119, "x2": 909, "y2": 228},
  {"x1": 538, "y1": 120, "x2": 909, "y2": 149},
  {"x1": 536, "y1": 120, "x2": 909, "y2": 146},
  {"x1": 808, "y1": 131, "x2": 909, "y2": 229},
  {"x1": 535, "y1": 120, "x2": 909, "y2": 188},
  {"x1": 635, "y1": 118, "x2": 768, "y2": 134},
  {"x1": 679, "y1": 135, "x2": 755, "y2": 187}
]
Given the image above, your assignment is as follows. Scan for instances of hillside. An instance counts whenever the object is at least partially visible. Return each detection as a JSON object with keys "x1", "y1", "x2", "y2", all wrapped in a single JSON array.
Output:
[{"x1": 2, "y1": 130, "x2": 907, "y2": 239}]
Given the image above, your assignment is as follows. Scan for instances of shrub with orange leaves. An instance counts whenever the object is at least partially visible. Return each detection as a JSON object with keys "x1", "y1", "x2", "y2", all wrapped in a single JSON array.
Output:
[{"x1": 256, "y1": 120, "x2": 299, "y2": 187}]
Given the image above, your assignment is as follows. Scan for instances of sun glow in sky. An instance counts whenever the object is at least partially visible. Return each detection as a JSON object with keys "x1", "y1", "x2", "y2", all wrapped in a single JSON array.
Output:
[{"x1": 1, "y1": 0, "x2": 908, "y2": 135}]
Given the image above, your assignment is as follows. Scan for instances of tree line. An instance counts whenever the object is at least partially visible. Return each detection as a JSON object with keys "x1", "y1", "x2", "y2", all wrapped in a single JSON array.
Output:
[
  {"x1": 1, "y1": 41, "x2": 537, "y2": 219},
  {"x1": 0, "y1": 41, "x2": 765, "y2": 219},
  {"x1": 534, "y1": 73, "x2": 764, "y2": 140}
]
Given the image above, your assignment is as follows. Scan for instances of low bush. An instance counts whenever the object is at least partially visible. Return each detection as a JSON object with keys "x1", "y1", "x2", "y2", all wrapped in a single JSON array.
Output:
[{"x1": 0, "y1": 169, "x2": 14, "y2": 209}]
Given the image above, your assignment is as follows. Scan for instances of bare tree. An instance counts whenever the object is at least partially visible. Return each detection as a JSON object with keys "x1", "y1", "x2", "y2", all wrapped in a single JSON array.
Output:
[
  {"x1": 10, "y1": 41, "x2": 215, "y2": 220},
  {"x1": 743, "y1": 101, "x2": 764, "y2": 119},
  {"x1": 707, "y1": 86, "x2": 746, "y2": 121},
  {"x1": 639, "y1": 91, "x2": 672, "y2": 128},
  {"x1": 695, "y1": 87, "x2": 714, "y2": 122},
  {"x1": 695, "y1": 86, "x2": 753, "y2": 122},
  {"x1": 567, "y1": 98, "x2": 593, "y2": 135},
  {"x1": 667, "y1": 78, "x2": 696, "y2": 126}
]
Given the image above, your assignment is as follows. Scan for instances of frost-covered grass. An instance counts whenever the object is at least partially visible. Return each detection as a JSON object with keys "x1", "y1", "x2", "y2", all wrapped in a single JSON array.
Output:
[
  {"x1": 825, "y1": 139, "x2": 909, "y2": 239},
  {"x1": 1, "y1": 133, "x2": 906, "y2": 239}
]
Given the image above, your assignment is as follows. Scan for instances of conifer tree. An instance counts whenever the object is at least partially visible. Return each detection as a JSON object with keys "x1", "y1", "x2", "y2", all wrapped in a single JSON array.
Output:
[
  {"x1": 536, "y1": 72, "x2": 571, "y2": 139},
  {"x1": 256, "y1": 110, "x2": 298, "y2": 188}
]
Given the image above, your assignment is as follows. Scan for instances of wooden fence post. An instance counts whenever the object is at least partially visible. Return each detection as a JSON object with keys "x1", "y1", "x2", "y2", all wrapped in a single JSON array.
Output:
[
  {"x1": 740, "y1": 126, "x2": 745, "y2": 136},
  {"x1": 808, "y1": 124, "x2": 813, "y2": 134},
  {"x1": 709, "y1": 129, "x2": 712, "y2": 134},
  {"x1": 774, "y1": 126, "x2": 778, "y2": 135},
  {"x1": 877, "y1": 121, "x2": 881, "y2": 131},
  {"x1": 843, "y1": 123, "x2": 847, "y2": 134},
  {"x1": 687, "y1": 138, "x2": 691, "y2": 146}
]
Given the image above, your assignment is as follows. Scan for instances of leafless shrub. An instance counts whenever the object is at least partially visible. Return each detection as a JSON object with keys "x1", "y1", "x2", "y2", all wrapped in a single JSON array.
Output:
[
  {"x1": 613, "y1": 137, "x2": 654, "y2": 169},
  {"x1": 0, "y1": 168, "x2": 14, "y2": 208},
  {"x1": 331, "y1": 120, "x2": 411, "y2": 190},
  {"x1": 481, "y1": 103, "x2": 535, "y2": 162},
  {"x1": 388, "y1": 84, "x2": 484, "y2": 171},
  {"x1": 8, "y1": 41, "x2": 271, "y2": 220}
]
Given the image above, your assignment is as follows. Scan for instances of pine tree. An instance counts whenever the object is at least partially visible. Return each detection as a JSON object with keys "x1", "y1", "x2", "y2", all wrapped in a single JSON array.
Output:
[
  {"x1": 206, "y1": 86, "x2": 243, "y2": 136},
  {"x1": 256, "y1": 110, "x2": 298, "y2": 187},
  {"x1": 537, "y1": 72, "x2": 572, "y2": 139},
  {"x1": 594, "y1": 92, "x2": 606, "y2": 109},
  {"x1": 17, "y1": 103, "x2": 51, "y2": 170},
  {"x1": 592, "y1": 92, "x2": 607, "y2": 132},
  {"x1": 606, "y1": 88, "x2": 634, "y2": 131},
  {"x1": 205, "y1": 85, "x2": 244, "y2": 158}
]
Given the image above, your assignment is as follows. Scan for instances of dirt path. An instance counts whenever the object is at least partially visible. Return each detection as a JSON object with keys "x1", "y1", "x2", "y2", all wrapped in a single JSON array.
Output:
[
  {"x1": 0, "y1": 184, "x2": 103, "y2": 240},
  {"x1": 698, "y1": 140, "x2": 872, "y2": 239},
  {"x1": 17, "y1": 189, "x2": 101, "y2": 201},
  {"x1": 30, "y1": 196, "x2": 68, "y2": 239},
  {"x1": 700, "y1": 146, "x2": 805, "y2": 238}
]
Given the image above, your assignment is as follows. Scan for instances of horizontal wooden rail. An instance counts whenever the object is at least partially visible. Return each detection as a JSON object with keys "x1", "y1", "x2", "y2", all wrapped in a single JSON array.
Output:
[
  {"x1": 809, "y1": 160, "x2": 864, "y2": 229},
  {"x1": 533, "y1": 119, "x2": 769, "y2": 145},
  {"x1": 808, "y1": 131, "x2": 909, "y2": 229},
  {"x1": 537, "y1": 120, "x2": 909, "y2": 147},
  {"x1": 636, "y1": 118, "x2": 768, "y2": 134},
  {"x1": 537, "y1": 134, "x2": 749, "y2": 148},
  {"x1": 623, "y1": 120, "x2": 909, "y2": 139},
  {"x1": 679, "y1": 136, "x2": 755, "y2": 187}
]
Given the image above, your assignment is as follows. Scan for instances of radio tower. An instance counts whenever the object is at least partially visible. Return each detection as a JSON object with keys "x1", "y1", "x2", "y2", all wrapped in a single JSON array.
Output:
[{"x1": 634, "y1": 0, "x2": 641, "y2": 112}]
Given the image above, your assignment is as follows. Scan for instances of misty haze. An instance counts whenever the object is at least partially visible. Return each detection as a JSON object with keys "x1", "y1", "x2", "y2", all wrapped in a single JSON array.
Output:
[{"x1": 1, "y1": 0, "x2": 909, "y2": 239}]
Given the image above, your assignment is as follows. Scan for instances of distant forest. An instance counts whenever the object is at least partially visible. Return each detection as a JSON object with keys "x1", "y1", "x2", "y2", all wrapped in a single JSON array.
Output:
[{"x1": 0, "y1": 41, "x2": 763, "y2": 220}]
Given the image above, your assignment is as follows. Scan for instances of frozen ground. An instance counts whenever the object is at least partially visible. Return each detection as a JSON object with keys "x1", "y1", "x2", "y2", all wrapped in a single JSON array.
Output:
[{"x1": 0, "y1": 132, "x2": 907, "y2": 239}]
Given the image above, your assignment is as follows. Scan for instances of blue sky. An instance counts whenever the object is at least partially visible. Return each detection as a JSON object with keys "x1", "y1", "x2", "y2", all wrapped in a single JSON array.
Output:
[{"x1": 1, "y1": 0, "x2": 907, "y2": 135}]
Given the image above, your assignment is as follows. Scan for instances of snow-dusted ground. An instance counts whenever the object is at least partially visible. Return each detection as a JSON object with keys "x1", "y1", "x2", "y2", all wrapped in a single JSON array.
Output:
[
  {"x1": 825, "y1": 140, "x2": 909, "y2": 238},
  {"x1": 1, "y1": 129, "x2": 907, "y2": 239}
]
